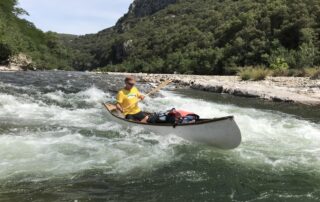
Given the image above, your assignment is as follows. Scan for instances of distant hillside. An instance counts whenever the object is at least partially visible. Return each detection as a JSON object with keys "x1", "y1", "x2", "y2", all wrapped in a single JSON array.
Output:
[
  {"x1": 0, "y1": 0, "x2": 72, "y2": 70},
  {"x1": 2, "y1": 0, "x2": 319, "y2": 73},
  {"x1": 68, "y1": 0, "x2": 320, "y2": 74},
  {"x1": 57, "y1": 34, "x2": 78, "y2": 46}
]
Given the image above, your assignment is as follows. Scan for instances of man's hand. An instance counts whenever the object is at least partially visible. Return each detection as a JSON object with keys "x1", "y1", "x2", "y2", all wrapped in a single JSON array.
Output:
[
  {"x1": 116, "y1": 103, "x2": 124, "y2": 113},
  {"x1": 139, "y1": 95, "x2": 145, "y2": 101}
]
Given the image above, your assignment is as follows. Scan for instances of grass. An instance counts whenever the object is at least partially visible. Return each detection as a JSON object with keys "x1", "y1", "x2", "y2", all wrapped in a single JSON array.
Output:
[
  {"x1": 311, "y1": 68, "x2": 320, "y2": 80},
  {"x1": 238, "y1": 67, "x2": 270, "y2": 81},
  {"x1": 305, "y1": 68, "x2": 319, "y2": 78},
  {"x1": 271, "y1": 67, "x2": 320, "y2": 78}
]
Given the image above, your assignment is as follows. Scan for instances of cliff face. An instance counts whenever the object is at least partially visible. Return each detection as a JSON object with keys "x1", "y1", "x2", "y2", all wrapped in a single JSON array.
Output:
[
  {"x1": 129, "y1": 0, "x2": 177, "y2": 17},
  {"x1": 111, "y1": 0, "x2": 178, "y2": 56},
  {"x1": 114, "y1": 0, "x2": 177, "y2": 31}
]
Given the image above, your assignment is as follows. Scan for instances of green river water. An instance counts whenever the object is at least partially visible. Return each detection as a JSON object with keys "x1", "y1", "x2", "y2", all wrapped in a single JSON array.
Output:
[{"x1": 0, "y1": 71, "x2": 319, "y2": 201}]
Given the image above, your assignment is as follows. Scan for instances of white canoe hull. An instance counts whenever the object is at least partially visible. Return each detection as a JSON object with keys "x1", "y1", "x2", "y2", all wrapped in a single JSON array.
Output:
[{"x1": 104, "y1": 104, "x2": 241, "y2": 149}]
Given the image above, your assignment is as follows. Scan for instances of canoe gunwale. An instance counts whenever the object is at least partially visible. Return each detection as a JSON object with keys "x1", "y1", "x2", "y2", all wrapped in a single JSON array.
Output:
[{"x1": 103, "y1": 103, "x2": 234, "y2": 127}]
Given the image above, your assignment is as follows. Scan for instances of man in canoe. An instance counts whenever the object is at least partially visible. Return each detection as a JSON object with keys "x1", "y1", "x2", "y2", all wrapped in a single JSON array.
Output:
[{"x1": 116, "y1": 76, "x2": 149, "y2": 123}]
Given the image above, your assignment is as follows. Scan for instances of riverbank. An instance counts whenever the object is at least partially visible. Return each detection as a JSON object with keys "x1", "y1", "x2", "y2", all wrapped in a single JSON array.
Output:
[
  {"x1": 0, "y1": 65, "x2": 21, "y2": 72},
  {"x1": 104, "y1": 72, "x2": 320, "y2": 106}
]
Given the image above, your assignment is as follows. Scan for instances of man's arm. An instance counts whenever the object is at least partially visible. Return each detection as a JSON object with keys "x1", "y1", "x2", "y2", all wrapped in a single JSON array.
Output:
[
  {"x1": 116, "y1": 103, "x2": 124, "y2": 113},
  {"x1": 136, "y1": 89, "x2": 145, "y2": 100},
  {"x1": 116, "y1": 91, "x2": 124, "y2": 113}
]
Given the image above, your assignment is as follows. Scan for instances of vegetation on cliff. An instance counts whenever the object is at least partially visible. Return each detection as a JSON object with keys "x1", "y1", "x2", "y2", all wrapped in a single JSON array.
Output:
[
  {"x1": 69, "y1": 0, "x2": 320, "y2": 75},
  {"x1": 1, "y1": 0, "x2": 320, "y2": 75},
  {"x1": 0, "y1": 0, "x2": 72, "y2": 69}
]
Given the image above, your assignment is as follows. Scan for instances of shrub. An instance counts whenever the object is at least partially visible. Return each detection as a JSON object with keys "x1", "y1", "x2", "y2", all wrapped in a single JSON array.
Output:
[
  {"x1": 269, "y1": 57, "x2": 289, "y2": 71},
  {"x1": 251, "y1": 68, "x2": 270, "y2": 81},
  {"x1": 272, "y1": 69, "x2": 289, "y2": 77},
  {"x1": 269, "y1": 57, "x2": 290, "y2": 76},
  {"x1": 310, "y1": 68, "x2": 320, "y2": 80},
  {"x1": 238, "y1": 68, "x2": 251, "y2": 80},
  {"x1": 283, "y1": 68, "x2": 319, "y2": 77},
  {"x1": 271, "y1": 67, "x2": 319, "y2": 77},
  {"x1": 287, "y1": 69, "x2": 304, "y2": 77},
  {"x1": 238, "y1": 67, "x2": 269, "y2": 81},
  {"x1": 304, "y1": 68, "x2": 319, "y2": 77}
]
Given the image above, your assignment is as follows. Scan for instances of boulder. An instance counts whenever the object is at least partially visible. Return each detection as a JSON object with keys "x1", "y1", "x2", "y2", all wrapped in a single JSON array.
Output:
[{"x1": 9, "y1": 53, "x2": 33, "y2": 71}]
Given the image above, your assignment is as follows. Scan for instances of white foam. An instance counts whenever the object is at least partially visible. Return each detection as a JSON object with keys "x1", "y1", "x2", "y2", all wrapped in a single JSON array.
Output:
[
  {"x1": 0, "y1": 87, "x2": 182, "y2": 181},
  {"x1": 0, "y1": 87, "x2": 320, "y2": 182},
  {"x1": 143, "y1": 91, "x2": 320, "y2": 171},
  {"x1": 0, "y1": 128, "x2": 177, "y2": 181},
  {"x1": 75, "y1": 86, "x2": 110, "y2": 104},
  {"x1": 44, "y1": 90, "x2": 65, "y2": 103}
]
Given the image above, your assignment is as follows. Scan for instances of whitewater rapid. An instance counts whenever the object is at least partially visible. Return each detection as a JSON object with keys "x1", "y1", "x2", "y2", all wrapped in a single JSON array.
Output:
[{"x1": 0, "y1": 81, "x2": 319, "y2": 186}]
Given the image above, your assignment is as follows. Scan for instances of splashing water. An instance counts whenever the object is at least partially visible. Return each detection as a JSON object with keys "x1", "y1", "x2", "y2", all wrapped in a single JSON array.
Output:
[{"x1": 0, "y1": 71, "x2": 319, "y2": 201}]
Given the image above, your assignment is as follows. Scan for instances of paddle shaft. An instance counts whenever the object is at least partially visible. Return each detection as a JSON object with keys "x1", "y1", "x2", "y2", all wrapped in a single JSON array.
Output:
[
  {"x1": 145, "y1": 79, "x2": 172, "y2": 96},
  {"x1": 123, "y1": 79, "x2": 172, "y2": 110}
]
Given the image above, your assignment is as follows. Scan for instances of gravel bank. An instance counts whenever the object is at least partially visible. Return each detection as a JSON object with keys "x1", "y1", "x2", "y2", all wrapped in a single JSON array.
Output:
[
  {"x1": 0, "y1": 65, "x2": 21, "y2": 72},
  {"x1": 104, "y1": 72, "x2": 320, "y2": 106}
]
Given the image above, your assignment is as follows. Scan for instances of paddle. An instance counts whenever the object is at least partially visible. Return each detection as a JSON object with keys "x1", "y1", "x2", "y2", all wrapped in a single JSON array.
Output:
[
  {"x1": 123, "y1": 79, "x2": 172, "y2": 110},
  {"x1": 145, "y1": 79, "x2": 172, "y2": 97}
]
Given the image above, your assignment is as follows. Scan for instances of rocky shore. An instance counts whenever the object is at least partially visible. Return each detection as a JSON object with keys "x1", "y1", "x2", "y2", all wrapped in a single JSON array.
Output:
[
  {"x1": 0, "y1": 65, "x2": 21, "y2": 72},
  {"x1": 0, "y1": 53, "x2": 33, "y2": 72},
  {"x1": 105, "y1": 72, "x2": 320, "y2": 106}
]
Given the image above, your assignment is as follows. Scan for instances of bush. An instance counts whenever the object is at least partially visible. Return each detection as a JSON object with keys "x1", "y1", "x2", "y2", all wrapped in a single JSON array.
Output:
[
  {"x1": 269, "y1": 57, "x2": 289, "y2": 71},
  {"x1": 272, "y1": 67, "x2": 319, "y2": 77},
  {"x1": 238, "y1": 68, "x2": 252, "y2": 80},
  {"x1": 304, "y1": 68, "x2": 319, "y2": 77},
  {"x1": 238, "y1": 67, "x2": 269, "y2": 81},
  {"x1": 273, "y1": 69, "x2": 302, "y2": 77},
  {"x1": 286, "y1": 69, "x2": 304, "y2": 77},
  {"x1": 272, "y1": 69, "x2": 289, "y2": 77},
  {"x1": 310, "y1": 68, "x2": 320, "y2": 80},
  {"x1": 251, "y1": 68, "x2": 270, "y2": 81}
]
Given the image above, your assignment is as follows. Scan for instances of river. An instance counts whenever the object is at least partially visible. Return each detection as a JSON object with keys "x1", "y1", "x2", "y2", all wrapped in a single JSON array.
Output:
[{"x1": 0, "y1": 71, "x2": 319, "y2": 201}]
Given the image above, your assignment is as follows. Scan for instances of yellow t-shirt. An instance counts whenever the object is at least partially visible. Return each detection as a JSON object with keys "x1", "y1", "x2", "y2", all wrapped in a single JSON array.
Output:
[{"x1": 116, "y1": 87, "x2": 141, "y2": 115}]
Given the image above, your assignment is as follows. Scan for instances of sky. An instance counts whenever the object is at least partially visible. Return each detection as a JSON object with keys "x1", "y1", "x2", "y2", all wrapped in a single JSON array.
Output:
[{"x1": 19, "y1": 0, "x2": 133, "y2": 35}]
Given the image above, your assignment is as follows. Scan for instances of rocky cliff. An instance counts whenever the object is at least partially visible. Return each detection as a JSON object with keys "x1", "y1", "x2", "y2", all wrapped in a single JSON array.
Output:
[
  {"x1": 114, "y1": 0, "x2": 177, "y2": 32},
  {"x1": 129, "y1": 0, "x2": 177, "y2": 17}
]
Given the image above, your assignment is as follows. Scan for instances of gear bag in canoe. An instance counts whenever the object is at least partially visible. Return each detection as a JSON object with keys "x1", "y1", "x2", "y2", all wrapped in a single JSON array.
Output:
[{"x1": 147, "y1": 108, "x2": 200, "y2": 124}]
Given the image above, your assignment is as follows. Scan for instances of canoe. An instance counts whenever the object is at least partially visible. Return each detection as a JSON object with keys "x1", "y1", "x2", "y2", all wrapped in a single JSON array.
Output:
[{"x1": 103, "y1": 103, "x2": 241, "y2": 149}]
